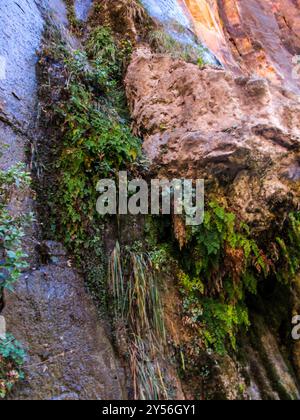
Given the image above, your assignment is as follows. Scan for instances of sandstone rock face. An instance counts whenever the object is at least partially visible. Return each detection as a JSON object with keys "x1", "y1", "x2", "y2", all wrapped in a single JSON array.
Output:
[
  {"x1": 183, "y1": 0, "x2": 300, "y2": 91},
  {"x1": 125, "y1": 47, "x2": 300, "y2": 229}
]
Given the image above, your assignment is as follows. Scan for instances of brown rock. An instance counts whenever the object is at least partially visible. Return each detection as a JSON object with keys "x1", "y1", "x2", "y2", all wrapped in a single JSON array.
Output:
[{"x1": 125, "y1": 47, "x2": 300, "y2": 230}]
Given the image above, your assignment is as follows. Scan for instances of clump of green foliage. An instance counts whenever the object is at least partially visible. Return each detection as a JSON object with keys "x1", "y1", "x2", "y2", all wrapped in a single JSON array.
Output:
[
  {"x1": 148, "y1": 29, "x2": 209, "y2": 65},
  {"x1": 0, "y1": 334, "x2": 26, "y2": 399},
  {"x1": 179, "y1": 202, "x2": 269, "y2": 354},
  {"x1": 144, "y1": 204, "x2": 270, "y2": 355},
  {"x1": 89, "y1": 0, "x2": 150, "y2": 42},
  {"x1": 37, "y1": 25, "x2": 141, "y2": 314},
  {"x1": 55, "y1": 80, "x2": 140, "y2": 243},
  {"x1": 144, "y1": 202, "x2": 299, "y2": 361},
  {"x1": 0, "y1": 163, "x2": 31, "y2": 292},
  {"x1": 0, "y1": 162, "x2": 30, "y2": 397},
  {"x1": 42, "y1": 26, "x2": 140, "y2": 250}
]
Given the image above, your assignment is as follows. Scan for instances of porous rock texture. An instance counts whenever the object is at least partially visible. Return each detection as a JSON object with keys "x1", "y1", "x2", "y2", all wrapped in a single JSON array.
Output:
[{"x1": 125, "y1": 46, "x2": 300, "y2": 232}]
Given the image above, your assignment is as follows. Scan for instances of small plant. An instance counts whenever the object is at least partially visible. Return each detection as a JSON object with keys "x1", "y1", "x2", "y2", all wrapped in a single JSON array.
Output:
[
  {"x1": 129, "y1": 252, "x2": 166, "y2": 342},
  {"x1": 0, "y1": 163, "x2": 31, "y2": 202},
  {"x1": 109, "y1": 243, "x2": 166, "y2": 341},
  {"x1": 0, "y1": 164, "x2": 31, "y2": 292},
  {"x1": 0, "y1": 334, "x2": 26, "y2": 399},
  {"x1": 148, "y1": 30, "x2": 209, "y2": 65}
]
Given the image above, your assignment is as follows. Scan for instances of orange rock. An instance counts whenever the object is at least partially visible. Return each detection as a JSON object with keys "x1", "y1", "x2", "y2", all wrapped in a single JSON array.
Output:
[{"x1": 183, "y1": 0, "x2": 300, "y2": 92}]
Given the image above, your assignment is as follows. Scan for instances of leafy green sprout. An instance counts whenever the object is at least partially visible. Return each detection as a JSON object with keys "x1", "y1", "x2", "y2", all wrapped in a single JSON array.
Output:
[
  {"x1": 0, "y1": 334, "x2": 26, "y2": 399},
  {"x1": 0, "y1": 163, "x2": 32, "y2": 291}
]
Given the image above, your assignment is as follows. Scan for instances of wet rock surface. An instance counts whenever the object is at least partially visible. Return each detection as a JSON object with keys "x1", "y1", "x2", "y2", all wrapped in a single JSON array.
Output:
[{"x1": 3, "y1": 247, "x2": 125, "y2": 400}]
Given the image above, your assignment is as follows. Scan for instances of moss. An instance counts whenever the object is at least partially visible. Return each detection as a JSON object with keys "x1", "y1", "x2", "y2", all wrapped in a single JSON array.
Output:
[
  {"x1": 37, "y1": 20, "x2": 171, "y2": 399},
  {"x1": 0, "y1": 164, "x2": 31, "y2": 293},
  {"x1": 148, "y1": 29, "x2": 210, "y2": 65}
]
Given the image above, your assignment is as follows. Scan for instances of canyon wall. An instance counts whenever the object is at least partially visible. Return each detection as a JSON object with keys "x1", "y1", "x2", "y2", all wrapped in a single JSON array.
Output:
[
  {"x1": 0, "y1": 0, "x2": 125, "y2": 400},
  {"x1": 1, "y1": 0, "x2": 300, "y2": 400},
  {"x1": 183, "y1": 0, "x2": 300, "y2": 91},
  {"x1": 125, "y1": 1, "x2": 300, "y2": 399}
]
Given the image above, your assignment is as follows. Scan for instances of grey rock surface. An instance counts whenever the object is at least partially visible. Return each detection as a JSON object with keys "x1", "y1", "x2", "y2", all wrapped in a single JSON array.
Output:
[{"x1": 0, "y1": 0, "x2": 43, "y2": 128}]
